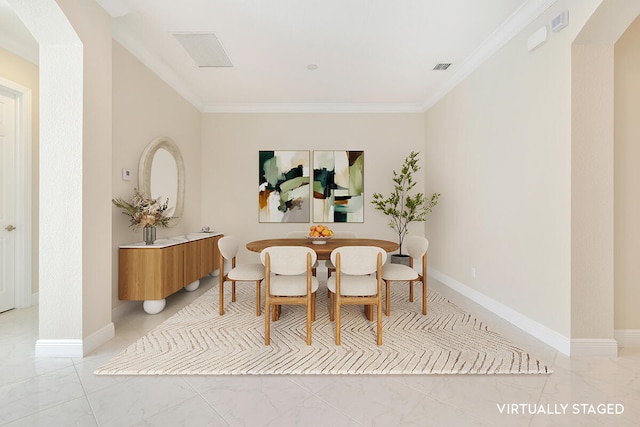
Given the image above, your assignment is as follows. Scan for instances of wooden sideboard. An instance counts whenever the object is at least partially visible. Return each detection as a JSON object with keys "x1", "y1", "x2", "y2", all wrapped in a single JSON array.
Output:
[{"x1": 119, "y1": 232, "x2": 222, "y2": 313}]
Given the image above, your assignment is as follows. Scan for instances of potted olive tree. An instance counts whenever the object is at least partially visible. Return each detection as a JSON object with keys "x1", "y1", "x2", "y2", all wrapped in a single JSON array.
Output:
[{"x1": 371, "y1": 151, "x2": 439, "y2": 263}]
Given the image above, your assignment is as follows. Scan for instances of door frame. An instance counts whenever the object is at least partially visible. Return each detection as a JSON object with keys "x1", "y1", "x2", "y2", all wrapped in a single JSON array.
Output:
[{"x1": 0, "y1": 77, "x2": 32, "y2": 308}]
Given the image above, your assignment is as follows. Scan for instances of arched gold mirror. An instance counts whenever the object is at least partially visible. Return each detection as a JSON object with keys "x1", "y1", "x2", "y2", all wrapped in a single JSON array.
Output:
[{"x1": 139, "y1": 136, "x2": 185, "y2": 227}]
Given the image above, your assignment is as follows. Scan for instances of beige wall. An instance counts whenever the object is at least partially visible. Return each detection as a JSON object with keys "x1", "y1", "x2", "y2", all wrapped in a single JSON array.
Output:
[
  {"x1": 201, "y1": 113, "x2": 427, "y2": 263},
  {"x1": 112, "y1": 41, "x2": 203, "y2": 311},
  {"x1": 570, "y1": 0, "x2": 640, "y2": 345},
  {"x1": 0, "y1": 47, "x2": 39, "y2": 296},
  {"x1": 571, "y1": 42, "x2": 615, "y2": 340},
  {"x1": 614, "y1": 16, "x2": 640, "y2": 330},
  {"x1": 59, "y1": 0, "x2": 115, "y2": 340},
  {"x1": 423, "y1": 0, "x2": 602, "y2": 339}
]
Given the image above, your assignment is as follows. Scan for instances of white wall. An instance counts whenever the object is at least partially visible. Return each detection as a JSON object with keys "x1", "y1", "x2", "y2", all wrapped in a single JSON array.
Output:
[
  {"x1": 423, "y1": 0, "x2": 602, "y2": 342},
  {"x1": 9, "y1": 0, "x2": 104, "y2": 354},
  {"x1": 201, "y1": 113, "x2": 427, "y2": 263},
  {"x1": 112, "y1": 41, "x2": 203, "y2": 311}
]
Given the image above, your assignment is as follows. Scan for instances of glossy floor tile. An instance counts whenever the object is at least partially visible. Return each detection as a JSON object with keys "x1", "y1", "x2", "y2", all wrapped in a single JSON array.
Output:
[{"x1": 1, "y1": 275, "x2": 638, "y2": 427}]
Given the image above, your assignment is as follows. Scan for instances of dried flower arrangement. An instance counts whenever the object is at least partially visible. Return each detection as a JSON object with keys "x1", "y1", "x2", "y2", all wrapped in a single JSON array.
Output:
[{"x1": 112, "y1": 188, "x2": 172, "y2": 229}]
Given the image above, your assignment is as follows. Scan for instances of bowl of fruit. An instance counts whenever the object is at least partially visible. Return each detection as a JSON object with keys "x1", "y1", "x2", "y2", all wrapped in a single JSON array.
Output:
[{"x1": 307, "y1": 224, "x2": 334, "y2": 244}]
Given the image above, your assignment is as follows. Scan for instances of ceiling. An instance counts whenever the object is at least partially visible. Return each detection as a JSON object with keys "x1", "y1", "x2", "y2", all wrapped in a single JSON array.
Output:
[{"x1": 1, "y1": 0, "x2": 557, "y2": 112}]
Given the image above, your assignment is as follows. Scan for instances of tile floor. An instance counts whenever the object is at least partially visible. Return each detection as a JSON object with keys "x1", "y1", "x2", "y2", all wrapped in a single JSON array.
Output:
[{"x1": 1, "y1": 275, "x2": 639, "y2": 427}]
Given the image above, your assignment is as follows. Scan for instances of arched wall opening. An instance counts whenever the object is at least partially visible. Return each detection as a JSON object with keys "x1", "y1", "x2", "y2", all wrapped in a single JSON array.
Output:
[
  {"x1": 8, "y1": 0, "x2": 114, "y2": 357},
  {"x1": 570, "y1": 0, "x2": 640, "y2": 356}
]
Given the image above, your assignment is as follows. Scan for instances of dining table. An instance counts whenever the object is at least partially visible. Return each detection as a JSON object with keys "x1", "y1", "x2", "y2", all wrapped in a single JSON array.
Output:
[
  {"x1": 247, "y1": 237, "x2": 399, "y2": 322},
  {"x1": 246, "y1": 237, "x2": 399, "y2": 260}
]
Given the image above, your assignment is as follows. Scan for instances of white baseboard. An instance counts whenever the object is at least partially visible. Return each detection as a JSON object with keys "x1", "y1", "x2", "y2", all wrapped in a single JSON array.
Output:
[
  {"x1": 429, "y1": 268, "x2": 571, "y2": 355},
  {"x1": 34, "y1": 323, "x2": 115, "y2": 358},
  {"x1": 570, "y1": 339, "x2": 618, "y2": 357},
  {"x1": 35, "y1": 339, "x2": 84, "y2": 358},
  {"x1": 614, "y1": 329, "x2": 640, "y2": 348},
  {"x1": 112, "y1": 299, "x2": 140, "y2": 321},
  {"x1": 83, "y1": 322, "x2": 115, "y2": 355}
]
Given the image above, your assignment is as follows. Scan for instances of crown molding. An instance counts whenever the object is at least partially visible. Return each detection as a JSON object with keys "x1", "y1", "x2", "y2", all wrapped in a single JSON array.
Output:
[
  {"x1": 202, "y1": 102, "x2": 425, "y2": 114},
  {"x1": 95, "y1": 0, "x2": 132, "y2": 18},
  {"x1": 111, "y1": 20, "x2": 205, "y2": 112},
  {"x1": 420, "y1": 0, "x2": 558, "y2": 111},
  {"x1": 112, "y1": 0, "x2": 557, "y2": 114}
]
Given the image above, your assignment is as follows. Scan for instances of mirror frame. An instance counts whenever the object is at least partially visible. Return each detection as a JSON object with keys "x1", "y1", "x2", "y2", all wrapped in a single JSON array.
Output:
[{"x1": 138, "y1": 136, "x2": 185, "y2": 227}]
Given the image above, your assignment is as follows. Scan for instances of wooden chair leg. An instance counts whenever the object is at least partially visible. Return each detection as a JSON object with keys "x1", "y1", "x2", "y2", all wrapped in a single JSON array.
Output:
[
  {"x1": 422, "y1": 277, "x2": 427, "y2": 315},
  {"x1": 255, "y1": 281, "x2": 261, "y2": 316},
  {"x1": 265, "y1": 302, "x2": 270, "y2": 345},
  {"x1": 364, "y1": 305, "x2": 373, "y2": 321},
  {"x1": 385, "y1": 280, "x2": 390, "y2": 316},
  {"x1": 306, "y1": 296, "x2": 312, "y2": 345},
  {"x1": 219, "y1": 281, "x2": 225, "y2": 315},
  {"x1": 329, "y1": 291, "x2": 335, "y2": 321},
  {"x1": 376, "y1": 299, "x2": 382, "y2": 346},
  {"x1": 335, "y1": 298, "x2": 341, "y2": 345},
  {"x1": 409, "y1": 280, "x2": 414, "y2": 302},
  {"x1": 311, "y1": 293, "x2": 316, "y2": 321},
  {"x1": 232, "y1": 281, "x2": 237, "y2": 302}
]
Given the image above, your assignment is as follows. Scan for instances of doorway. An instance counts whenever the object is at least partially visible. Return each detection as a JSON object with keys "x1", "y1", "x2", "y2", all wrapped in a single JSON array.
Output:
[
  {"x1": 0, "y1": 78, "x2": 33, "y2": 313},
  {"x1": 0, "y1": 90, "x2": 16, "y2": 312}
]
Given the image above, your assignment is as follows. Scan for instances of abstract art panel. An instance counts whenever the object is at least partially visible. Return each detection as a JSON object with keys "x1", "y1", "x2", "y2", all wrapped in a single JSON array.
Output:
[
  {"x1": 258, "y1": 151, "x2": 310, "y2": 223},
  {"x1": 313, "y1": 150, "x2": 364, "y2": 223}
]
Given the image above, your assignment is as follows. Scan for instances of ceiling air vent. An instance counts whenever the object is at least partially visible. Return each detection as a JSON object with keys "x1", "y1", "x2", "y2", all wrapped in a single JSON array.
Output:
[
  {"x1": 172, "y1": 32, "x2": 233, "y2": 67},
  {"x1": 433, "y1": 63, "x2": 452, "y2": 71}
]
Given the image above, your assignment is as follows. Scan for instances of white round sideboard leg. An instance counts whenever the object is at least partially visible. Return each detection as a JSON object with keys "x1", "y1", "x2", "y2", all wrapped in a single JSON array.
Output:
[
  {"x1": 143, "y1": 299, "x2": 166, "y2": 314},
  {"x1": 184, "y1": 279, "x2": 200, "y2": 292}
]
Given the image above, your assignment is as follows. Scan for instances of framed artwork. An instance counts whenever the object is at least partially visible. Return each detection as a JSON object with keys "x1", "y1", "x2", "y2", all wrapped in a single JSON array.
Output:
[
  {"x1": 313, "y1": 150, "x2": 364, "y2": 223},
  {"x1": 258, "y1": 150, "x2": 310, "y2": 222}
]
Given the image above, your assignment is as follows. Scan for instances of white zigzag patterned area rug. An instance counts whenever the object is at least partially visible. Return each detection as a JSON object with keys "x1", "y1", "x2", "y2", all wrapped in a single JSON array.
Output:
[{"x1": 95, "y1": 284, "x2": 551, "y2": 375}]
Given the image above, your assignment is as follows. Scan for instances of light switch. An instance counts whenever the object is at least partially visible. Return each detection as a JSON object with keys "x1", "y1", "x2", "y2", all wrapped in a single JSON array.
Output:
[{"x1": 122, "y1": 168, "x2": 132, "y2": 181}]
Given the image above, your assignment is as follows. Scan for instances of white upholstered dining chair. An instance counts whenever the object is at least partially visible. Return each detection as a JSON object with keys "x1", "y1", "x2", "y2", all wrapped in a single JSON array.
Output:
[
  {"x1": 327, "y1": 246, "x2": 386, "y2": 345},
  {"x1": 325, "y1": 231, "x2": 357, "y2": 277},
  {"x1": 261, "y1": 246, "x2": 319, "y2": 345},
  {"x1": 381, "y1": 235, "x2": 429, "y2": 316},
  {"x1": 218, "y1": 236, "x2": 265, "y2": 316},
  {"x1": 286, "y1": 231, "x2": 319, "y2": 275}
]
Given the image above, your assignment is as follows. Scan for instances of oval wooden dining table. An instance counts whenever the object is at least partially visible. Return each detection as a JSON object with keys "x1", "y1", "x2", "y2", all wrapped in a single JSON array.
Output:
[{"x1": 246, "y1": 237, "x2": 399, "y2": 260}]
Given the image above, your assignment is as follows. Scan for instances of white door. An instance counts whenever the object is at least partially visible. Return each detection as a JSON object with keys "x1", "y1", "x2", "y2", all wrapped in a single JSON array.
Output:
[{"x1": 0, "y1": 91, "x2": 16, "y2": 313}]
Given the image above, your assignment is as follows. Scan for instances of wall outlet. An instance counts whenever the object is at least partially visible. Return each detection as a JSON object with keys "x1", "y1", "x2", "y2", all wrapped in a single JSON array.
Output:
[{"x1": 122, "y1": 168, "x2": 132, "y2": 181}]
